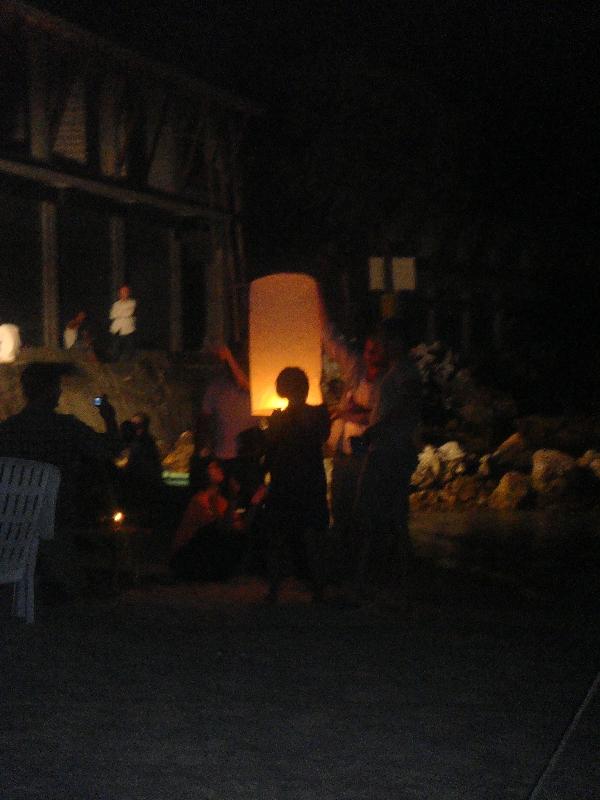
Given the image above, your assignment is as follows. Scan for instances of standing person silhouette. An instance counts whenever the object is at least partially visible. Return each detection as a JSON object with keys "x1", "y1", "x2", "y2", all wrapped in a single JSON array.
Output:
[
  {"x1": 352, "y1": 317, "x2": 422, "y2": 609},
  {"x1": 262, "y1": 367, "x2": 330, "y2": 603},
  {"x1": 320, "y1": 306, "x2": 388, "y2": 568}
]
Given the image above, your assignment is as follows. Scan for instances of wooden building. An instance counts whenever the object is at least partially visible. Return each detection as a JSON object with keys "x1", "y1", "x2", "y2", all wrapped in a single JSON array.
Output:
[{"x1": 0, "y1": 1, "x2": 258, "y2": 352}]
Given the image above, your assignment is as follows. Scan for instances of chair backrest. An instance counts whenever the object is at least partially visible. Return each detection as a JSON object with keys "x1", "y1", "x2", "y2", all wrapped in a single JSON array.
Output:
[{"x1": 0, "y1": 458, "x2": 61, "y2": 583}]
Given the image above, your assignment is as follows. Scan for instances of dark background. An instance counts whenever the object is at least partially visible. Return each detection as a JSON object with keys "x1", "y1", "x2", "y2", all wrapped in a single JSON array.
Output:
[{"x1": 29, "y1": 1, "x2": 600, "y2": 407}]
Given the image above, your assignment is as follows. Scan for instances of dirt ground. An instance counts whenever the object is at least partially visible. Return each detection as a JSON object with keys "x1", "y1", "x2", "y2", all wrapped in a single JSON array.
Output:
[{"x1": 2, "y1": 551, "x2": 600, "y2": 800}]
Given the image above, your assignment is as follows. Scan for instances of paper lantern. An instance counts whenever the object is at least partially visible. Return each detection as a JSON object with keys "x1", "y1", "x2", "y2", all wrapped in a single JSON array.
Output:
[{"x1": 249, "y1": 273, "x2": 323, "y2": 416}]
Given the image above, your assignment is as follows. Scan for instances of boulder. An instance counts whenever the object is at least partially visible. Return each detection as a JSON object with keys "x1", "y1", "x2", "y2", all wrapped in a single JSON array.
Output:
[
  {"x1": 531, "y1": 449, "x2": 577, "y2": 497},
  {"x1": 437, "y1": 440, "x2": 467, "y2": 482},
  {"x1": 488, "y1": 472, "x2": 531, "y2": 510},
  {"x1": 411, "y1": 445, "x2": 442, "y2": 489},
  {"x1": 409, "y1": 489, "x2": 440, "y2": 511},
  {"x1": 478, "y1": 454, "x2": 491, "y2": 477},
  {"x1": 491, "y1": 432, "x2": 533, "y2": 473},
  {"x1": 578, "y1": 450, "x2": 600, "y2": 481}
]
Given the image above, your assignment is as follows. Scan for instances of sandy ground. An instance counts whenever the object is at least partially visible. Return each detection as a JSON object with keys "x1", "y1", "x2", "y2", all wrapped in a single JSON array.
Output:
[{"x1": 2, "y1": 556, "x2": 600, "y2": 800}]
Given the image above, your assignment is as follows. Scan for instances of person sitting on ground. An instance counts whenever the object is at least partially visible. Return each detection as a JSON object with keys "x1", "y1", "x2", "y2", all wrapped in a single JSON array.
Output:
[
  {"x1": 63, "y1": 310, "x2": 95, "y2": 359},
  {"x1": 261, "y1": 367, "x2": 331, "y2": 603},
  {"x1": 170, "y1": 457, "x2": 246, "y2": 582},
  {"x1": 117, "y1": 412, "x2": 164, "y2": 527}
]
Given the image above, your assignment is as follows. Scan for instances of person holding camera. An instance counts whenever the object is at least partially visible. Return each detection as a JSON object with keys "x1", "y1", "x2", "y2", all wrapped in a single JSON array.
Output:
[{"x1": 0, "y1": 362, "x2": 121, "y2": 597}]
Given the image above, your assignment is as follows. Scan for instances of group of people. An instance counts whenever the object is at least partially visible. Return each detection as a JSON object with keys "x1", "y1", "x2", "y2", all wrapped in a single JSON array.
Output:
[
  {"x1": 0, "y1": 288, "x2": 422, "y2": 608},
  {"x1": 170, "y1": 310, "x2": 422, "y2": 607},
  {"x1": 63, "y1": 283, "x2": 137, "y2": 362},
  {"x1": 0, "y1": 360, "x2": 165, "y2": 597}
]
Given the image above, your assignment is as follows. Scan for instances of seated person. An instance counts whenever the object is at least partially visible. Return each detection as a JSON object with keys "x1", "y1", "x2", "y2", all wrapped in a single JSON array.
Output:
[
  {"x1": 170, "y1": 457, "x2": 245, "y2": 582},
  {"x1": 63, "y1": 310, "x2": 95, "y2": 359},
  {"x1": 116, "y1": 413, "x2": 163, "y2": 526}
]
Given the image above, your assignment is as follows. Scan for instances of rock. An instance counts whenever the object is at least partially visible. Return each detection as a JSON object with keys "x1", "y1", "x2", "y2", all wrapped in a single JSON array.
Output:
[
  {"x1": 411, "y1": 445, "x2": 442, "y2": 488},
  {"x1": 453, "y1": 475, "x2": 482, "y2": 504},
  {"x1": 531, "y1": 449, "x2": 577, "y2": 497},
  {"x1": 488, "y1": 472, "x2": 531, "y2": 510},
  {"x1": 491, "y1": 432, "x2": 533, "y2": 473},
  {"x1": 437, "y1": 440, "x2": 467, "y2": 482},
  {"x1": 577, "y1": 450, "x2": 600, "y2": 481},
  {"x1": 410, "y1": 490, "x2": 437, "y2": 511}
]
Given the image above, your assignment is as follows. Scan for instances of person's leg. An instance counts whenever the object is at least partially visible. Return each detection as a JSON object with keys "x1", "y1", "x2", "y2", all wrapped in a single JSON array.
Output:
[
  {"x1": 376, "y1": 451, "x2": 417, "y2": 609},
  {"x1": 122, "y1": 332, "x2": 136, "y2": 361},
  {"x1": 303, "y1": 526, "x2": 326, "y2": 601},
  {"x1": 110, "y1": 333, "x2": 121, "y2": 362},
  {"x1": 350, "y1": 453, "x2": 379, "y2": 601},
  {"x1": 332, "y1": 453, "x2": 364, "y2": 580},
  {"x1": 263, "y1": 510, "x2": 285, "y2": 601}
]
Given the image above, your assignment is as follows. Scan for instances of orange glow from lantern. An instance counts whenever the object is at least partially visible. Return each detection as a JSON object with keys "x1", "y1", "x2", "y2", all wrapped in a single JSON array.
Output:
[
  {"x1": 249, "y1": 273, "x2": 323, "y2": 416},
  {"x1": 112, "y1": 510, "x2": 125, "y2": 525}
]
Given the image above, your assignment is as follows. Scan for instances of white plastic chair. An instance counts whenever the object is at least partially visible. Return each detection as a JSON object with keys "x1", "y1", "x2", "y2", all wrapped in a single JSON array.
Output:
[{"x1": 0, "y1": 458, "x2": 61, "y2": 623}]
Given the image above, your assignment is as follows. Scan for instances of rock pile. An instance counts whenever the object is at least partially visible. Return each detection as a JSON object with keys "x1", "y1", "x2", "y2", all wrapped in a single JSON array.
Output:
[
  {"x1": 410, "y1": 435, "x2": 600, "y2": 512},
  {"x1": 407, "y1": 341, "x2": 600, "y2": 512}
]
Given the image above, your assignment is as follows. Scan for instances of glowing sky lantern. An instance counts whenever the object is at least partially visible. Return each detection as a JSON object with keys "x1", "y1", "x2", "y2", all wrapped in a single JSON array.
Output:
[{"x1": 249, "y1": 273, "x2": 323, "y2": 416}]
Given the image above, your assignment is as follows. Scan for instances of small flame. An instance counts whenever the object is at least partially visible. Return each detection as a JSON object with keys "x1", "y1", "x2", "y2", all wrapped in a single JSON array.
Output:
[{"x1": 113, "y1": 511, "x2": 125, "y2": 524}]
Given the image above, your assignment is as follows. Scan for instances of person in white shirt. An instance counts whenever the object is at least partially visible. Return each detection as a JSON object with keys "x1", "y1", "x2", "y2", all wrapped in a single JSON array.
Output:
[
  {"x1": 63, "y1": 310, "x2": 95, "y2": 359},
  {"x1": 0, "y1": 323, "x2": 21, "y2": 363},
  {"x1": 109, "y1": 284, "x2": 137, "y2": 361}
]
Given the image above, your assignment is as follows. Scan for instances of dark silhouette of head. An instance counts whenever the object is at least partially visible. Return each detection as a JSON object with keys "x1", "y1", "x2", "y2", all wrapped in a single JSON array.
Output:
[
  {"x1": 20, "y1": 362, "x2": 73, "y2": 408},
  {"x1": 194, "y1": 457, "x2": 225, "y2": 491},
  {"x1": 120, "y1": 420, "x2": 136, "y2": 444},
  {"x1": 276, "y1": 367, "x2": 309, "y2": 405},
  {"x1": 131, "y1": 412, "x2": 150, "y2": 436}
]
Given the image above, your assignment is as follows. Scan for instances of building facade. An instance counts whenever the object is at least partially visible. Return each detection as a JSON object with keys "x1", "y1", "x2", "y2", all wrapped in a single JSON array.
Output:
[{"x1": 0, "y1": 1, "x2": 257, "y2": 352}]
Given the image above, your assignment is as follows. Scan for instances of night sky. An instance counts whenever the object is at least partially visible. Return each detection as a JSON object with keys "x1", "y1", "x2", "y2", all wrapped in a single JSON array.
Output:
[
  {"x1": 29, "y1": 1, "x2": 600, "y2": 397},
  {"x1": 33, "y1": 0, "x2": 600, "y2": 226}
]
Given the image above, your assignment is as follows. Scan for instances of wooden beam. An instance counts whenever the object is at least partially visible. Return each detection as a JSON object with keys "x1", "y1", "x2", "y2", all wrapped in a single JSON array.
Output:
[
  {"x1": 0, "y1": 156, "x2": 230, "y2": 219},
  {"x1": 27, "y1": 28, "x2": 50, "y2": 161}
]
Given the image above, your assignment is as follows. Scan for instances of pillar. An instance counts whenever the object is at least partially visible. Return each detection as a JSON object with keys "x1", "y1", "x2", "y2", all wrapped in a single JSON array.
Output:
[
  {"x1": 109, "y1": 215, "x2": 126, "y2": 297},
  {"x1": 168, "y1": 228, "x2": 182, "y2": 352},
  {"x1": 40, "y1": 200, "x2": 59, "y2": 347}
]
